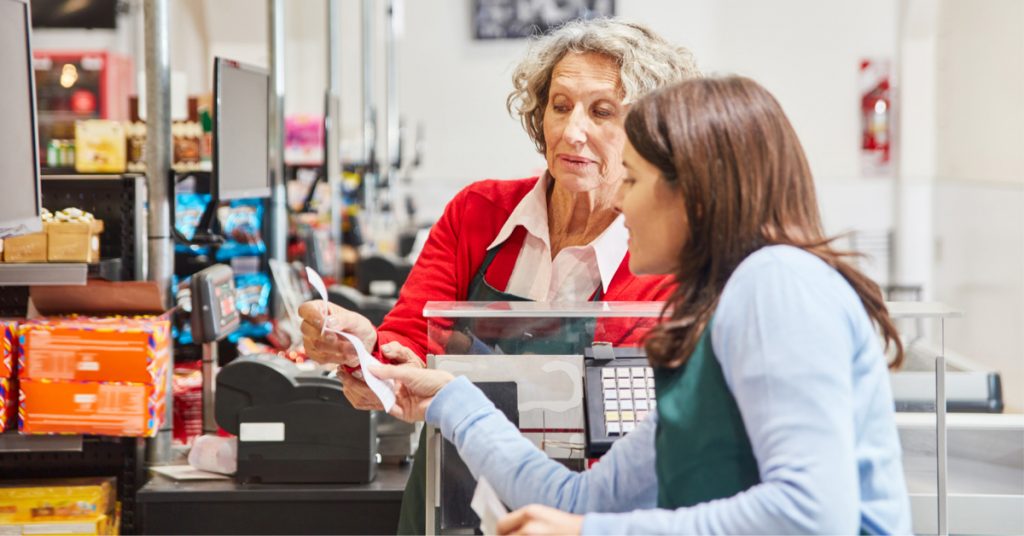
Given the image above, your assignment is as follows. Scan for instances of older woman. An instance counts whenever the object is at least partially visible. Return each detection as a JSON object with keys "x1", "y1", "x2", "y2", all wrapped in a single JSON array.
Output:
[{"x1": 298, "y1": 18, "x2": 699, "y2": 534}]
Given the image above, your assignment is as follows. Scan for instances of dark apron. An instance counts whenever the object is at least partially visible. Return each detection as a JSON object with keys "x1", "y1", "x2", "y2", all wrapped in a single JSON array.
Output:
[
  {"x1": 397, "y1": 244, "x2": 600, "y2": 534},
  {"x1": 653, "y1": 321, "x2": 760, "y2": 508},
  {"x1": 654, "y1": 322, "x2": 869, "y2": 533}
]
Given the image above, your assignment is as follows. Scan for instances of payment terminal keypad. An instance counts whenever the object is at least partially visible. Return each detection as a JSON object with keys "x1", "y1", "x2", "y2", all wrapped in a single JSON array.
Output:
[
  {"x1": 584, "y1": 358, "x2": 656, "y2": 457},
  {"x1": 599, "y1": 366, "x2": 655, "y2": 435}
]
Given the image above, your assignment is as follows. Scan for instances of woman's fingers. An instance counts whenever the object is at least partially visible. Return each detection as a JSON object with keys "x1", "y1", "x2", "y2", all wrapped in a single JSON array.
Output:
[{"x1": 381, "y1": 341, "x2": 424, "y2": 367}]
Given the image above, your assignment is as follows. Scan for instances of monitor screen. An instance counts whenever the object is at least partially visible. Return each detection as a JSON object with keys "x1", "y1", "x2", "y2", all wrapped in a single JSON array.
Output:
[
  {"x1": 30, "y1": 0, "x2": 117, "y2": 29},
  {"x1": 0, "y1": 0, "x2": 43, "y2": 238},
  {"x1": 214, "y1": 58, "x2": 271, "y2": 200}
]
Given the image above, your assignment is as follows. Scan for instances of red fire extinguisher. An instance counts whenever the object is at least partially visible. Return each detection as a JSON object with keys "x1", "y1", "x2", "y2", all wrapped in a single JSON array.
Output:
[{"x1": 860, "y1": 59, "x2": 891, "y2": 175}]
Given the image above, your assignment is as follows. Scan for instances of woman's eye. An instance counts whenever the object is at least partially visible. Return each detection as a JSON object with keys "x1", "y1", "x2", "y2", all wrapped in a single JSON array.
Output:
[
  {"x1": 593, "y1": 107, "x2": 614, "y2": 118},
  {"x1": 552, "y1": 103, "x2": 570, "y2": 113}
]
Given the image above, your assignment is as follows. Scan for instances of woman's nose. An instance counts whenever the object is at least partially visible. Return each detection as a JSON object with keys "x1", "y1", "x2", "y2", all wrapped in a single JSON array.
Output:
[{"x1": 563, "y1": 106, "x2": 588, "y2": 145}]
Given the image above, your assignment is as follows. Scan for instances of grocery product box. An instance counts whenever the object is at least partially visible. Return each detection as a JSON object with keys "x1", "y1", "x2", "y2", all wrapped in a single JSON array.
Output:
[
  {"x1": 45, "y1": 220, "x2": 104, "y2": 263},
  {"x1": 19, "y1": 377, "x2": 166, "y2": 437},
  {"x1": 0, "y1": 477, "x2": 115, "y2": 524},
  {"x1": 0, "y1": 377, "x2": 11, "y2": 433},
  {"x1": 2, "y1": 232, "x2": 47, "y2": 263},
  {"x1": 74, "y1": 119, "x2": 126, "y2": 174},
  {"x1": 1, "y1": 319, "x2": 17, "y2": 377},
  {"x1": 1, "y1": 514, "x2": 116, "y2": 535},
  {"x1": 19, "y1": 315, "x2": 170, "y2": 383}
]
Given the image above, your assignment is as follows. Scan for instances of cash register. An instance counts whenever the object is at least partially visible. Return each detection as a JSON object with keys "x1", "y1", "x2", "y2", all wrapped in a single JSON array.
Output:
[
  {"x1": 215, "y1": 354, "x2": 379, "y2": 484},
  {"x1": 191, "y1": 265, "x2": 379, "y2": 484}
]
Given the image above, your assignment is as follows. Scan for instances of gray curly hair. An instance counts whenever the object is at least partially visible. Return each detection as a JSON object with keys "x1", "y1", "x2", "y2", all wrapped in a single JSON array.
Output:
[{"x1": 507, "y1": 18, "x2": 701, "y2": 154}]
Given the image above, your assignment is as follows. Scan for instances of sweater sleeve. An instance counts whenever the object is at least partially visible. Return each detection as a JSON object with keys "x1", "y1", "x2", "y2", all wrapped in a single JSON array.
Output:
[{"x1": 372, "y1": 189, "x2": 468, "y2": 362}]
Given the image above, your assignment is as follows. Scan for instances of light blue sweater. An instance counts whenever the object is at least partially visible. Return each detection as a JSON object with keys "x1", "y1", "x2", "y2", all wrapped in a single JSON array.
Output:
[{"x1": 426, "y1": 245, "x2": 912, "y2": 534}]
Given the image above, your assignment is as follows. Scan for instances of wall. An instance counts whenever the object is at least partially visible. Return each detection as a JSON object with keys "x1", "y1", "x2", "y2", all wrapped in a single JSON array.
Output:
[{"x1": 931, "y1": 0, "x2": 1024, "y2": 411}]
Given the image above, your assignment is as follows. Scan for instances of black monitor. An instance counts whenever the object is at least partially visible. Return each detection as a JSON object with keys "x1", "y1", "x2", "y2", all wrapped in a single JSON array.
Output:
[
  {"x1": 0, "y1": 0, "x2": 43, "y2": 239},
  {"x1": 187, "y1": 57, "x2": 270, "y2": 245},
  {"x1": 213, "y1": 57, "x2": 270, "y2": 201}
]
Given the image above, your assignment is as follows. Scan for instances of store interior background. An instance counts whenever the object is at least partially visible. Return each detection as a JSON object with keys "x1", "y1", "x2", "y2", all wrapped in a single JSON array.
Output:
[{"x1": 33, "y1": 0, "x2": 1023, "y2": 412}]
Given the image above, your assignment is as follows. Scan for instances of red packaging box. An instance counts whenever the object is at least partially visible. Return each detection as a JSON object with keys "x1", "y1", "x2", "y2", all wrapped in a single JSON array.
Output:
[
  {"x1": 1, "y1": 377, "x2": 12, "y2": 433},
  {"x1": 1, "y1": 320, "x2": 18, "y2": 377}
]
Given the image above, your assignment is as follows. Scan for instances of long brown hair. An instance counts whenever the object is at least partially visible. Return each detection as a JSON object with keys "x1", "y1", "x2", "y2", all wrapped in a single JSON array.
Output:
[{"x1": 625, "y1": 76, "x2": 904, "y2": 369}]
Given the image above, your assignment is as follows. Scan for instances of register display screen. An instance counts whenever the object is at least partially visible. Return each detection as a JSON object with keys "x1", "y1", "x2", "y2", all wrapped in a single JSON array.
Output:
[{"x1": 0, "y1": 0, "x2": 43, "y2": 238}]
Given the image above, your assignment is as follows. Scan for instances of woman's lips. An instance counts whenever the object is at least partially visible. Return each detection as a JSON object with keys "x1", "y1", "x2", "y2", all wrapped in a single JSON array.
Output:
[{"x1": 558, "y1": 154, "x2": 595, "y2": 168}]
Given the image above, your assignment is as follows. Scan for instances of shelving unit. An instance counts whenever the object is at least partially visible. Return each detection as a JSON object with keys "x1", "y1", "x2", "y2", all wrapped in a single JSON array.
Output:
[
  {"x1": 0, "y1": 433, "x2": 83, "y2": 452},
  {"x1": 0, "y1": 173, "x2": 150, "y2": 533},
  {"x1": 0, "y1": 263, "x2": 87, "y2": 286}
]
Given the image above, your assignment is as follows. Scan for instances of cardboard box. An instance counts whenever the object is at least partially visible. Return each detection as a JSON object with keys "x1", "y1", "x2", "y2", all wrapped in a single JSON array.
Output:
[
  {"x1": 45, "y1": 220, "x2": 104, "y2": 263},
  {"x1": 2, "y1": 232, "x2": 47, "y2": 263},
  {"x1": 19, "y1": 377, "x2": 166, "y2": 437},
  {"x1": 19, "y1": 315, "x2": 170, "y2": 383},
  {"x1": 0, "y1": 477, "x2": 115, "y2": 524},
  {"x1": 1, "y1": 320, "x2": 17, "y2": 377}
]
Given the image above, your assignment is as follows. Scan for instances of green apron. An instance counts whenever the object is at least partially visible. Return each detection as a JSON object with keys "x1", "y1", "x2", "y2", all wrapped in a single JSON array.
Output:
[
  {"x1": 656, "y1": 323, "x2": 871, "y2": 534},
  {"x1": 653, "y1": 321, "x2": 760, "y2": 508},
  {"x1": 397, "y1": 244, "x2": 600, "y2": 534}
]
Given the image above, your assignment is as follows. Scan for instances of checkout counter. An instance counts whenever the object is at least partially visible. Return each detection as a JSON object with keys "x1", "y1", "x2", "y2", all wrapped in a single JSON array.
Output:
[
  {"x1": 139, "y1": 289, "x2": 1021, "y2": 535},
  {"x1": 419, "y1": 301, "x2": 1024, "y2": 536}
]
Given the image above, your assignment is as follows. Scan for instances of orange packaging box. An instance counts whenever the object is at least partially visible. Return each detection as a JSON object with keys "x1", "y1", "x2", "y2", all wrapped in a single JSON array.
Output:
[
  {"x1": 18, "y1": 315, "x2": 170, "y2": 383},
  {"x1": 1, "y1": 320, "x2": 17, "y2": 377},
  {"x1": 0, "y1": 377, "x2": 11, "y2": 433},
  {"x1": 19, "y1": 376, "x2": 166, "y2": 437}
]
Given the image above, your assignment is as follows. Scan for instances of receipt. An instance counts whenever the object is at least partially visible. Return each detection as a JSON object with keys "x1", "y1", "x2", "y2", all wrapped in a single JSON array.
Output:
[
  {"x1": 334, "y1": 330, "x2": 396, "y2": 412},
  {"x1": 471, "y1": 477, "x2": 508, "y2": 536},
  {"x1": 305, "y1": 266, "x2": 396, "y2": 412}
]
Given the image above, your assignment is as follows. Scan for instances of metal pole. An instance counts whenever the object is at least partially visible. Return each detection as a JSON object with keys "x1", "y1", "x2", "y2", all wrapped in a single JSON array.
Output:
[
  {"x1": 361, "y1": 0, "x2": 377, "y2": 237},
  {"x1": 143, "y1": 0, "x2": 174, "y2": 465},
  {"x1": 385, "y1": 0, "x2": 399, "y2": 188},
  {"x1": 326, "y1": 0, "x2": 343, "y2": 279},
  {"x1": 890, "y1": 0, "x2": 906, "y2": 287},
  {"x1": 201, "y1": 342, "x2": 219, "y2": 434},
  {"x1": 268, "y1": 0, "x2": 287, "y2": 315},
  {"x1": 936, "y1": 319, "x2": 948, "y2": 535}
]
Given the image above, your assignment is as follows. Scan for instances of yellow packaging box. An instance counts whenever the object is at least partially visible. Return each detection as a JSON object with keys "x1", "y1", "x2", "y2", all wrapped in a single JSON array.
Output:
[
  {"x1": 45, "y1": 220, "x2": 104, "y2": 263},
  {"x1": 0, "y1": 477, "x2": 115, "y2": 524},
  {"x1": 2, "y1": 232, "x2": 47, "y2": 263},
  {"x1": 74, "y1": 120, "x2": 126, "y2": 174},
  {"x1": 0, "y1": 514, "x2": 116, "y2": 535}
]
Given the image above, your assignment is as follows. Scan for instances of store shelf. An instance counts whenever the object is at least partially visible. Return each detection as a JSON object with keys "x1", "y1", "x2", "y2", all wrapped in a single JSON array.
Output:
[
  {"x1": 0, "y1": 433, "x2": 84, "y2": 452},
  {"x1": 0, "y1": 263, "x2": 87, "y2": 286},
  {"x1": 886, "y1": 301, "x2": 963, "y2": 319}
]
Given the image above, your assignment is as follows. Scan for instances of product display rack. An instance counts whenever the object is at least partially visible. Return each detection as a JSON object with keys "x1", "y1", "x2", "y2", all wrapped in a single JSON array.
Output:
[{"x1": 0, "y1": 172, "x2": 150, "y2": 534}]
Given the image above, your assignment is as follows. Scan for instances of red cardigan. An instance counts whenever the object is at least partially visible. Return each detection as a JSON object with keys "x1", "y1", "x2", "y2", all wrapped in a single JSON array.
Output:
[{"x1": 374, "y1": 177, "x2": 674, "y2": 362}]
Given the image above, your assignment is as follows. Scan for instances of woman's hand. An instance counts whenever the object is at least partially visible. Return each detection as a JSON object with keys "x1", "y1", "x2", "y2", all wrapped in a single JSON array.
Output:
[
  {"x1": 298, "y1": 300, "x2": 377, "y2": 368},
  {"x1": 338, "y1": 342, "x2": 427, "y2": 411},
  {"x1": 371, "y1": 358, "x2": 455, "y2": 423},
  {"x1": 497, "y1": 504, "x2": 583, "y2": 535}
]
